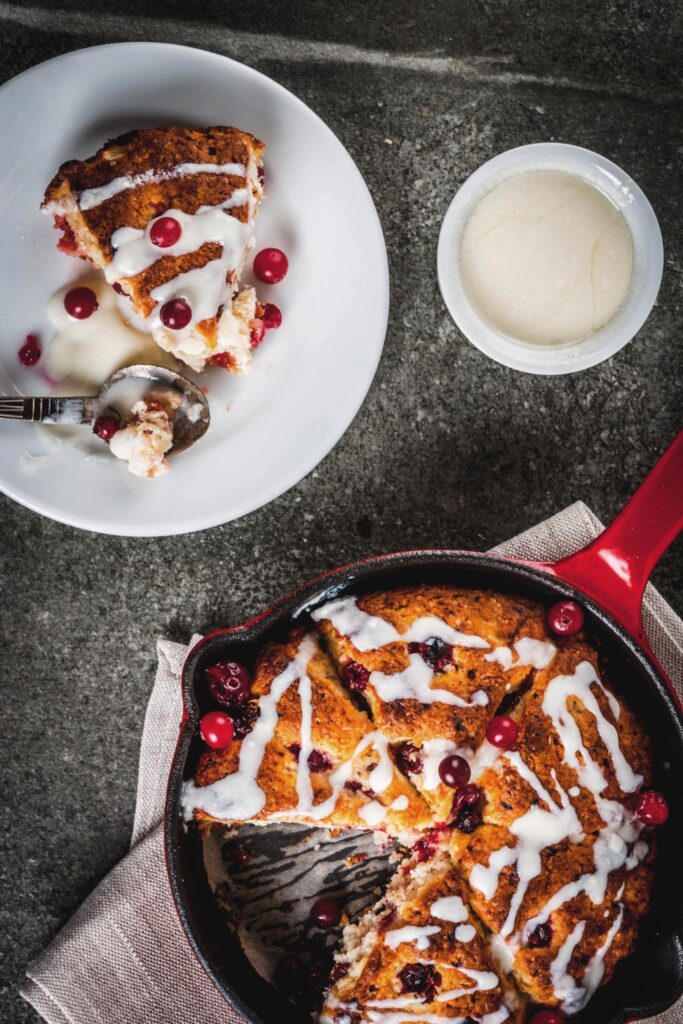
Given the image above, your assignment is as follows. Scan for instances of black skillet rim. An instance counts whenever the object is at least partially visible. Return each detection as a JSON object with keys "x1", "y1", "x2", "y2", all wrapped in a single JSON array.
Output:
[{"x1": 165, "y1": 550, "x2": 683, "y2": 1024}]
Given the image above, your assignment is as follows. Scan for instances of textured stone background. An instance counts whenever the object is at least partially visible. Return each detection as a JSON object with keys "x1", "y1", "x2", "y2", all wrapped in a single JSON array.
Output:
[{"x1": 0, "y1": 2, "x2": 681, "y2": 1021}]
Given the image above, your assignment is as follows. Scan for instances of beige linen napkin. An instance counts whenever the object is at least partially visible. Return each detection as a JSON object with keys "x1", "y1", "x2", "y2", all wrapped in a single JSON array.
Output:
[{"x1": 22, "y1": 502, "x2": 683, "y2": 1024}]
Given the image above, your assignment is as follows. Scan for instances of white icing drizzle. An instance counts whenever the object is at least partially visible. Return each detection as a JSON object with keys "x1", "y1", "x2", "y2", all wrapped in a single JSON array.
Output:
[
  {"x1": 485, "y1": 637, "x2": 556, "y2": 671},
  {"x1": 311, "y1": 596, "x2": 490, "y2": 654},
  {"x1": 358, "y1": 794, "x2": 409, "y2": 826},
  {"x1": 542, "y1": 661, "x2": 642, "y2": 797},
  {"x1": 471, "y1": 753, "x2": 583, "y2": 939},
  {"x1": 384, "y1": 924, "x2": 440, "y2": 950},
  {"x1": 577, "y1": 906, "x2": 624, "y2": 1010},
  {"x1": 454, "y1": 924, "x2": 476, "y2": 942},
  {"x1": 180, "y1": 635, "x2": 318, "y2": 822},
  {"x1": 76, "y1": 161, "x2": 246, "y2": 211},
  {"x1": 403, "y1": 616, "x2": 490, "y2": 650},
  {"x1": 429, "y1": 895, "x2": 469, "y2": 923},
  {"x1": 550, "y1": 920, "x2": 586, "y2": 1008},
  {"x1": 311, "y1": 596, "x2": 401, "y2": 651},
  {"x1": 106, "y1": 198, "x2": 249, "y2": 282},
  {"x1": 436, "y1": 967, "x2": 500, "y2": 1002},
  {"x1": 370, "y1": 655, "x2": 489, "y2": 708}
]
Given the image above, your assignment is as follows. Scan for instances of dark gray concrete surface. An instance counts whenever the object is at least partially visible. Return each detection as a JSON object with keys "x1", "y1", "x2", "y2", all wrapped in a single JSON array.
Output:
[{"x1": 1, "y1": 2, "x2": 681, "y2": 1021}]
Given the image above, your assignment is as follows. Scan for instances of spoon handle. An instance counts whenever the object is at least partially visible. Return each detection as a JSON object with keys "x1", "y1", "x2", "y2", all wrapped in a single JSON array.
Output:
[{"x1": 0, "y1": 396, "x2": 96, "y2": 424}]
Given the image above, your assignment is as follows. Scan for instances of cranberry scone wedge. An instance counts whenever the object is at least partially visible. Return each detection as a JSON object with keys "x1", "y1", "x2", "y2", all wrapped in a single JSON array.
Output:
[
  {"x1": 312, "y1": 586, "x2": 557, "y2": 822},
  {"x1": 181, "y1": 628, "x2": 431, "y2": 838},
  {"x1": 42, "y1": 126, "x2": 265, "y2": 373},
  {"x1": 322, "y1": 851, "x2": 523, "y2": 1024}
]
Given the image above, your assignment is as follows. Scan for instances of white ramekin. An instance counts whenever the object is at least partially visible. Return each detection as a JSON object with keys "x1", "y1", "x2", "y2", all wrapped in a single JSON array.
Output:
[{"x1": 437, "y1": 143, "x2": 663, "y2": 375}]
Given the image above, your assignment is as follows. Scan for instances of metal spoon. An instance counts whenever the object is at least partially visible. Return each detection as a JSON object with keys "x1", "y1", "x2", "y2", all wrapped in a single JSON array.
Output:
[{"x1": 0, "y1": 364, "x2": 210, "y2": 457}]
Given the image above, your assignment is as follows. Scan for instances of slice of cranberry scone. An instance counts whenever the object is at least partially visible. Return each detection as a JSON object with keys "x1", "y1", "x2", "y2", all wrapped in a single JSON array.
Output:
[
  {"x1": 181, "y1": 627, "x2": 431, "y2": 838},
  {"x1": 312, "y1": 586, "x2": 557, "y2": 822},
  {"x1": 42, "y1": 126, "x2": 265, "y2": 373},
  {"x1": 450, "y1": 824, "x2": 653, "y2": 1015},
  {"x1": 322, "y1": 851, "x2": 523, "y2": 1024}
]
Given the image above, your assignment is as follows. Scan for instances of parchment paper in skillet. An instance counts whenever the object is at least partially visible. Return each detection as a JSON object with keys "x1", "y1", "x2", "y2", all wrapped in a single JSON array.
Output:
[{"x1": 202, "y1": 825, "x2": 396, "y2": 995}]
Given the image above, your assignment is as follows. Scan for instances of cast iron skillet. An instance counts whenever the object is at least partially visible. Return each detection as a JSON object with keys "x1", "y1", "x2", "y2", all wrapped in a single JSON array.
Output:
[{"x1": 166, "y1": 430, "x2": 683, "y2": 1024}]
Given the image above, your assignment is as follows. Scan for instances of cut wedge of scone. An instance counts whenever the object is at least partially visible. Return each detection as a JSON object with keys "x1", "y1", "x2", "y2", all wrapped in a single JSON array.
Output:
[
  {"x1": 181, "y1": 628, "x2": 431, "y2": 838},
  {"x1": 312, "y1": 586, "x2": 557, "y2": 822},
  {"x1": 450, "y1": 822, "x2": 653, "y2": 1013},
  {"x1": 42, "y1": 125, "x2": 265, "y2": 373},
  {"x1": 322, "y1": 851, "x2": 523, "y2": 1024}
]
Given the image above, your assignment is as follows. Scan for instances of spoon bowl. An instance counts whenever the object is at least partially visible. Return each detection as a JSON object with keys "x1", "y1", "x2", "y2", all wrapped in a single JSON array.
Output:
[
  {"x1": 1, "y1": 363, "x2": 211, "y2": 459},
  {"x1": 100, "y1": 364, "x2": 210, "y2": 456}
]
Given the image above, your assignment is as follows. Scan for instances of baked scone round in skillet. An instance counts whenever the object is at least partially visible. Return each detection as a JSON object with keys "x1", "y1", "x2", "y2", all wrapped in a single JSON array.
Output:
[
  {"x1": 42, "y1": 126, "x2": 265, "y2": 373},
  {"x1": 180, "y1": 585, "x2": 663, "y2": 1020}
]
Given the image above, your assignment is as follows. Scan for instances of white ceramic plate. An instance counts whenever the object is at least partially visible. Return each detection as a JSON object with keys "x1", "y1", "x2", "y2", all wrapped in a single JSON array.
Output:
[
  {"x1": 0, "y1": 43, "x2": 389, "y2": 535},
  {"x1": 437, "y1": 143, "x2": 663, "y2": 375}
]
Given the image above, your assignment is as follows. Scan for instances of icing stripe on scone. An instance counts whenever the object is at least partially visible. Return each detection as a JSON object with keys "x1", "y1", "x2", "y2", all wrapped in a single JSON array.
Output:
[{"x1": 75, "y1": 161, "x2": 247, "y2": 211}]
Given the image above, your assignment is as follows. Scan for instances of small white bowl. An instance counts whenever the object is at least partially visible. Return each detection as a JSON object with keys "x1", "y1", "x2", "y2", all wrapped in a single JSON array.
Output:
[{"x1": 437, "y1": 143, "x2": 663, "y2": 375}]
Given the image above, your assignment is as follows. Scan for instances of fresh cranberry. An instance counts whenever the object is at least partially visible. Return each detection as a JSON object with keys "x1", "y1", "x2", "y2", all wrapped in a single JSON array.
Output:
[
  {"x1": 262, "y1": 302, "x2": 282, "y2": 329},
  {"x1": 342, "y1": 660, "x2": 370, "y2": 692},
  {"x1": 150, "y1": 215, "x2": 182, "y2": 248},
  {"x1": 454, "y1": 807, "x2": 482, "y2": 833},
  {"x1": 629, "y1": 789, "x2": 669, "y2": 826},
  {"x1": 160, "y1": 297, "x2": 192, "y2": 330},
  {"x1": 206, "y1": 660, "x2": 252, "y2": 706},
  {"x1": 395, "y1": 742, "x2": 423, "y2": 775},
  {"x1": 452, "y1": 783, "x2": 481, "y2": 815},
  {"x1": 54, "y1": 215, "x2": 78, "y2": 254},
  {"x1": 93, "y1": 415, "x2": 120, "y2": 442},
  {"x1": 529, "y1": 1011, "x2": 565, "y2": 1024},
  {"x1": 18, "y1": 334, "x2": 41, "y2": 366},
  {"x1": 439, "y1": 754, "x2": 471, "y2": 788},
  {"x1": 527, "y1": 921, "x2": 553, "y2": 947},
  {"x1": 308, "y1": 748, "x2": 333, "y2": 772},
  {"x1": 378, "y1": 905, "x2": 397, "y2": 931},
  {"x1": 253, "y1": 247, "x2": 289, "y2": 284},
  {"x1": 249, "y1": 320, "x2": 266, "y2": 348},
  {"x1": 398, "y1": 962, "x2": 442, "y2": 1001},
  {"x1": 486, "y1": 714, "x2": 520, "y2": 749},
  {"x1": 547, "y1": 600, "x2": 584, "y2": 636},
  {"x1": 408, "y1": 637, "x2": 453, "y2": 672},
  {"x1": 232, "y1": 701, "x2": 259, "y2": 739},
  {"x1": 208, "y1": 352, "x2": 233, "y2": 370},
  {"x1": 413, "y1": 828, "x2": 444, "y2": 863},
  {"x1": 309, "y1": 898, "x2": 341, "y2": 929},
  {"x1": 64, "y1": 286, "x2": 98, "y2": 319},
  {"x1": 330, "y1": 961, "x2": 349, "y2": 983},
  {"x1": 199, "y1": 711, "x2": 234, "y2": 750}
]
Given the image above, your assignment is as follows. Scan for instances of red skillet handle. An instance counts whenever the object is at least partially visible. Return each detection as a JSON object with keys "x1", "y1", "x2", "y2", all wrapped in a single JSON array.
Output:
[{"x1": 547, "y1": 430, "x2": 683, "y2": 645}]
